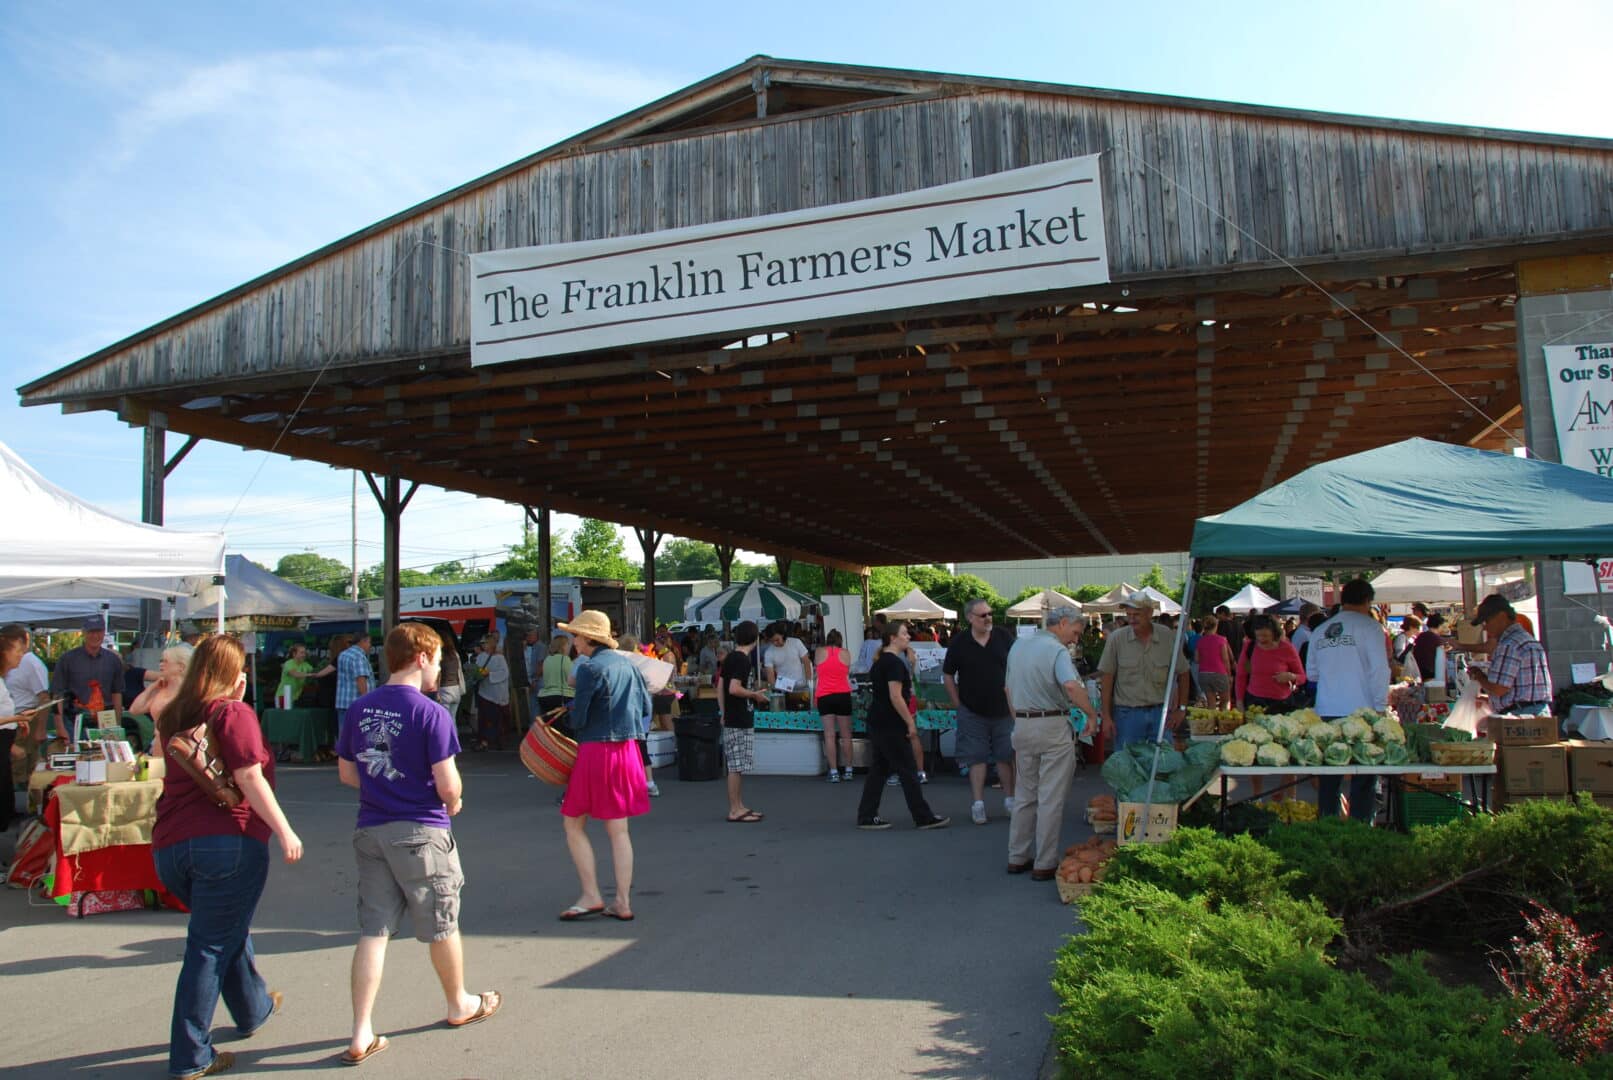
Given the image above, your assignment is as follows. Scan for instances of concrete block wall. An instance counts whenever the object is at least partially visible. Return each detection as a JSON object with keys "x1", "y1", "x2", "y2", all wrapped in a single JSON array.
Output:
[{"x1": 1515, "y1": 288, "x2": 1613, "y2": 692}]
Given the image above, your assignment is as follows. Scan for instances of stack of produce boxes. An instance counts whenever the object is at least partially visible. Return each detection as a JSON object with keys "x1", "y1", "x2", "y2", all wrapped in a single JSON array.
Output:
[
  {"x1": 1565, "y1": 736, "x2": 1613, "y2": 809},
  {"x1": 1493, "y1": 713, "x2": 1567, "y2": 808}
]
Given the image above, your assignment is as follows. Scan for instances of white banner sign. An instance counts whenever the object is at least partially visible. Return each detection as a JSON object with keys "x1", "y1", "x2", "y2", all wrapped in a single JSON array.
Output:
[
  {"x1": 1562, "y1": 559, "x2": 1613, "y2": 596},
  {"x1": 469, "y1": 156, "x2": 1109, "y2": 365},
  {"x1": 1543, "y1": 342, "x2": 1613, "y2": 476}
]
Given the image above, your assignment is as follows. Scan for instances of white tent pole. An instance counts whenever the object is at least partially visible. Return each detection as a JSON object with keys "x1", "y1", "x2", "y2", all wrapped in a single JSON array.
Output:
[{"x1": 1141, "y1": 562, "x2": 1199, "y2": 808}]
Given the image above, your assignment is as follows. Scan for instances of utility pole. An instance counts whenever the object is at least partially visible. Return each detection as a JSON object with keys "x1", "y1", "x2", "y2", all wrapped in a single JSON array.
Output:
[{"x1": 351, "y1": 471, "x2": 359, "y2": 600}]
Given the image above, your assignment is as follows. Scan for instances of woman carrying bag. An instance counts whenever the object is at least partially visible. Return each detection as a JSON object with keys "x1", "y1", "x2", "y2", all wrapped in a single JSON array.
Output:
[{"x1": 152, "y1": 635, "x2": 303, "y2": 1080}]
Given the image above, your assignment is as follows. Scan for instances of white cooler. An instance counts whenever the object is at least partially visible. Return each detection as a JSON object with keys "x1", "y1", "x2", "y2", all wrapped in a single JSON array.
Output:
[
  {"x1": 752, "y1": 731, "x2": 826, "y2": 775},
  {"x1": 647, "y1": 730, "x2": 677, "y2": 769}
]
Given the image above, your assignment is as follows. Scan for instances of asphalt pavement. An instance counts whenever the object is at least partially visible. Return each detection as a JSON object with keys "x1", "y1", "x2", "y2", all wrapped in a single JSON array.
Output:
[{"x1": 2, "y1": 754, "x2": 1107, "y2": 1079}]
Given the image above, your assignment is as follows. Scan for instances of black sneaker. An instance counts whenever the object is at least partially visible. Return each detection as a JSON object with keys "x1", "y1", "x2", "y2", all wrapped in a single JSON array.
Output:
[
  {"x1": 857, "y1": 818, "x2": 894, "y2": 830},
  {"x1": 917, "y1": 816, "x2": 952, "y2": 830}
]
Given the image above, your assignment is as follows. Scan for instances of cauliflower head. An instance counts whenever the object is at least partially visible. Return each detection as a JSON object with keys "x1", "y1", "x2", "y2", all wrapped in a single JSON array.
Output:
[
  {"x1": 1219, "y1": 739, "x2": 1258, "y2": 767},
  {"x1": 1256, "y1": 742, "x2": 1292, "y2": 768},
  {"x1": 1232, "y1": 723, "x2": 1273, "y2": 746}
]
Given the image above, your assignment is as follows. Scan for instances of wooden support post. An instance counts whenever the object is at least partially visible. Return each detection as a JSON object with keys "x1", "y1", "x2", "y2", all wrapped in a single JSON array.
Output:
[
  {"x1": 820, "y1": 565, "x2": 836, "y2": 594},
  {"x1": 636, "y1": 527, "x2": 663, "y2": 641},
  {"x1": 776, "y1": 556, "x2": 794, "y2": 589},
  {"x1": 526, "y1": 506, "x2": 552, "y2": 641},
  {"x1": 715, "y1": 544, "x2": 736, "y2": 588},
  {"x1": 139, "y1": 427, "x2": 165, "y2": 647},
  {"x1": 364, "y1": 472, "x2": 418, "y2": 633},
  {"x1": 861, "y1": 570, "x2": 872, "y2": 619}
]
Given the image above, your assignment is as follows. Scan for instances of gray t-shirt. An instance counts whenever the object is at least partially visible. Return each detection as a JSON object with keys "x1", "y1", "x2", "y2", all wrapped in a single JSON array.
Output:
[
  {"x1": 1004, "y1": 630, "x2": 1079, "y2": 713},
  {"x1": 765, "y1": 637, "x2": 809, "y2": 685},
  {"x1": 50, "y1": 645, "x2": 125, "y2": 710}
]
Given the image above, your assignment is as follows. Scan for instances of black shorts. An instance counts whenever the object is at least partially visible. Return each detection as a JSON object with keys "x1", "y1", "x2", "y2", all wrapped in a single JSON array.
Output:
[
  {"x1": 816, "y1": 693, "x2": 853, "y2": 716},
  {"x1": 652, "y1": 695, "x2": 673, "y2": 715}
]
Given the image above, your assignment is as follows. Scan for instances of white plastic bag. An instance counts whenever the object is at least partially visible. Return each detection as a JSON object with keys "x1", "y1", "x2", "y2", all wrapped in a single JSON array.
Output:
[{"x1": 1443, "y1": 679, "x2": 1490, "y2": 737}]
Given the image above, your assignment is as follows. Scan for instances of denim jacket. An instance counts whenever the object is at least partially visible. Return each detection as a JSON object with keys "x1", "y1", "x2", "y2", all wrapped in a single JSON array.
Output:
[{"x1": 569, "y1": 649, "x2": 651, "y2": 743}]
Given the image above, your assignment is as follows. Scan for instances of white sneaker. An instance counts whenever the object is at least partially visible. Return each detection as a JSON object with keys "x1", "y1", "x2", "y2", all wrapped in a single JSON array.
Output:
[
  {"x1": 918, "y1": 771, "x2": 929, "y2": 785},
  {"x1": 840, "y1": 768, "x2": 855, "y2": 781},
  {"x1": 826, "y1": 770, "x2": 840, "y2": 784},
  {"x1": 646, "y1": 781, "x2": 661, "y2": 797},
  {"x1": 970, "y1": 800, "x2": 987, "y2": 825},
  {"x1": 886, "y1": 775, "x2": 900, "y2": 787},
  {"x1": 1003, "y1": 796, "x2": 1016, "y2": 814}
]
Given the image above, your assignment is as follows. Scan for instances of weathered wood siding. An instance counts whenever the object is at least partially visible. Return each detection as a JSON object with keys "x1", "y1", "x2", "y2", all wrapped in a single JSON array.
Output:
[{"x1": 31, "y1": 90, "x2": 1613, "y2": 400}]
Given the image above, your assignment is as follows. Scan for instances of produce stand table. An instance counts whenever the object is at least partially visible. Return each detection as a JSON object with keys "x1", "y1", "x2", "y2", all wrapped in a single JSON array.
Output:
[
  {"x1": 752, "y1": 709, "x2": 958, "y2": 733},
  {"x1": 27, "y1": 768, "x2": 73, "y2": 813},
  {"x1": 40, "y1": 778, "x2": 181, "y2": 907},
  {"x1": 261, "y1": 707, "x2": 338, "y2": 762},
  {"x1": 1212, "y1": 765, "x2": 1497, "y2": 832}
]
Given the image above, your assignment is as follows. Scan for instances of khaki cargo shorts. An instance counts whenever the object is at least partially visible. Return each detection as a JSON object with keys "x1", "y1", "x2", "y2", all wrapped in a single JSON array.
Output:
[{"x1": 354, "y1": 821, "x2": 464, "y2": 943}]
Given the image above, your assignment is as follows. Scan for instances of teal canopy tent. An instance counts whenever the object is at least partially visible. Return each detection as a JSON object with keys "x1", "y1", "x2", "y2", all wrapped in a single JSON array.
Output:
[{"x1": 1191, "y1": 439, "x2": 1613, "y2": 572}]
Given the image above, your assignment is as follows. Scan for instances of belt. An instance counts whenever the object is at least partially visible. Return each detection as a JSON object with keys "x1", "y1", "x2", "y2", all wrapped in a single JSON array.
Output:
[
  {"x1": 1014, "y1": 709, "x2": 1067, "y2": 718},
  {"x1": 1508, "y1": 701, "x2": 1550, "y2": 709}
]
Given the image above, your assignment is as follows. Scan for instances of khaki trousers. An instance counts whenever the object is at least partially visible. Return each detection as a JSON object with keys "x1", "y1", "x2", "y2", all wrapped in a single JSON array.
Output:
[{"x1": 1006, "y1": 713, "x2": 1076, "y2": 871}]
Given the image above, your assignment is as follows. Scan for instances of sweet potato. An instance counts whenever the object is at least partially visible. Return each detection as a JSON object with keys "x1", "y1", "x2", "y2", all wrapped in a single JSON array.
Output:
[{"x1": 1077, "y1": 865, "x2": 1093, "y2": 883}]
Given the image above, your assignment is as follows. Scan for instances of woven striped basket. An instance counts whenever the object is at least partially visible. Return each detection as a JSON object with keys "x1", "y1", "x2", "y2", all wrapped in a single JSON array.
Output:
[{"x1": 521, "y1": 719, "x2": 578, "y2": 787}]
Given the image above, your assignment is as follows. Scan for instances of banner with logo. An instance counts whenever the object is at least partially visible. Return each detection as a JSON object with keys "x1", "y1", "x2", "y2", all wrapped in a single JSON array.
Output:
[
  {"x1": 469, "y1": 156, "x2": 1109, "y2": 365},
  {"x1": 1543, "y1": 343, "x2": 1613, "y2": 594}
]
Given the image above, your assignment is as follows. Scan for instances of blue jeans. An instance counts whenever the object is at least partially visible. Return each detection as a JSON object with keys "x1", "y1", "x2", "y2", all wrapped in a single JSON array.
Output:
[
  {"x1": 1318, "y1": 775, "x2": 1377, "y2": 822},
  {"x1": 1112, "y1": 704, "x2": 1165, "y2": 750},
  {"x1": 154, "y1": 835, "x2": 273, "y2": 1078}
]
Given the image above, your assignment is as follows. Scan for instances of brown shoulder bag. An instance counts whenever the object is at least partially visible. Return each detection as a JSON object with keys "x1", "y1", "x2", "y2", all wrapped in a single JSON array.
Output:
[{"x1": 165, "y1": 703, "x2": 244, "y2": 809}]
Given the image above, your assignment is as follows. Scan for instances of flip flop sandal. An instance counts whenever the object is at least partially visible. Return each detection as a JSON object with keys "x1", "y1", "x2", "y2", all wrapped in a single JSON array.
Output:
[
  {"x1": 446, "y1": 991, "x2": 502, "y2": 1028},
  {"x1": 726, "y1": 810, "x2": 764, "y2": 823},
  {"x1": 606, "y1": 909, "x2": 635, "y2": 921},
  {"x1": 340, "y1": 1035, "x2": 389, "y2": 1066},
  {"x1": 557, "y1": 905, "x2": 605, "y2": 921}
]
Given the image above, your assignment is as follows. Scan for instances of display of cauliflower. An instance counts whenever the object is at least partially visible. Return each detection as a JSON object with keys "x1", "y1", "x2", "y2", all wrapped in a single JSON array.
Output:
[
  {"x1": 1288, "y1": 737, "x2": 1323, "y2": 767},
  {"x1": 1338, "y1": 717, "x2": 1375, "y2": 743},
  {"x1": 1231, "y1": 723, "x2": 1274, "y2": 746},
  {"x1": 1259, "y1": 714, "x2": 1305, "y2": 743},
  {"x1": 1306, "y1": 721, "x2": 1342, "y2": 746},
  {"x1": 1219, "y1": 739, "x2": 1258, "y2": 767},
  {"x1": 1352, "y1": 740, "x2": 1386, "y2": 766},
  {"x1": 1371, "y1": 717, "x2": 1407, "y2": 744},
  {"x1": 1382, "y1": 741, "x2": 1410, "y2": 766},
  {"x1": 1289, "y1": 708, "x2": 1322, "y2": 728},
  {"x1": 1256, "y1": 742, "x2": 1292, "y2": 768},
  {"x1": 1323, "y1": 741, "x2": 1354, "y2": 766}
]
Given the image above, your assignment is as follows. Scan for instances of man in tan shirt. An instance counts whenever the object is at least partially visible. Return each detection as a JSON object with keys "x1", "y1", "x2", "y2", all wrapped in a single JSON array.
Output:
[{"x1": 1097, "y1": 593, "x2": 1189, "y2": 751}]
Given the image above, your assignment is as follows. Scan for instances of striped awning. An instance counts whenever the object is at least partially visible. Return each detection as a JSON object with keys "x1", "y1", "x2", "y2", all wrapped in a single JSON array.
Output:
[{"x1": 684, "y1": 580, "x2": 819, "y2": 624}]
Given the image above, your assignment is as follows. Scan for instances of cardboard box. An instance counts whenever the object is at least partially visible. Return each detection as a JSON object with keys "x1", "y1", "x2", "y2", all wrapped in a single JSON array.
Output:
[
  {"x1": 1495, "y1": 790, "x2": 1570, "y2": 810},
  {"x1": 74, "y1": 759, "x2": 107, "y2": 785},
  {"x1": 1499, "y1": 744, "x2": 1569, "y2": 795},
  {"x1": 1117, "y1": 801, "x2": 1178, "y2": 845},
  {"x1": 1567, "y1": 740, "x2": 1613, "y2": 794},
  {"x1": 1492, "y1": 714, "x2": 1557, "y2": 746}
]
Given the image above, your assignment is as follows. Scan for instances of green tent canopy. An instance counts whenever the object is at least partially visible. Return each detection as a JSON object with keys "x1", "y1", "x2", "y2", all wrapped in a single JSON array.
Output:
[
  {"x1": 1190, "y1": 439, "x2": 1613, "y2": 572},
  {"x1": 684, "y1": 579, "x2": 819, "y2": 624}
]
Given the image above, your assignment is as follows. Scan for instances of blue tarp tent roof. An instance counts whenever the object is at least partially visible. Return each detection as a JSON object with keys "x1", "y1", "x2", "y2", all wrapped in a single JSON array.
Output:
[{"x1": 1190, "y1": 439, "x2": 1613, "y2": 572}]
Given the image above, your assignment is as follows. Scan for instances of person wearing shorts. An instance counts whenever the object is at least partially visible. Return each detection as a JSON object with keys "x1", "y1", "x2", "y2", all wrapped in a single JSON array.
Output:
[
  {"x1": 719, "y1": 620, "x2": 769, "y2": 823},
  {"x1": 814, "y1": 629, "x2": 855, "y2": 782},
  {"x1": 943, "y1": 599, "x2": 1017, "y2": 825},
  {"x1": 1195, "y1": 616, "x2": 1233, "y2": 709},
  {"x1": 554, "y1": 610, "x2": 652, "y2": 921},
  {"x1": 337, "y1": 622, "x2": 501, "y2": 1067}
]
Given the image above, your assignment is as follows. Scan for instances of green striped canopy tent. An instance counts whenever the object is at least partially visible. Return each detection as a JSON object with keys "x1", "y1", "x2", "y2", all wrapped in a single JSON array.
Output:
[{"x1": 684, "y1": 580, "x2": 819, "y2": 624}]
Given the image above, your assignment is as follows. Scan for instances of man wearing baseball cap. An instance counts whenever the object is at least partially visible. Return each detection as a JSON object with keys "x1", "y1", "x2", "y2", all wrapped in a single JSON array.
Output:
[
  {"x1": 1098, "y1": 592, "x2": 1190, "y2": 750},
  {"x1": 1468, "y1": 594, "x2": 1554, "y2": 717},
  {"x1": 49, "y1": 615, "x2": 125, "y2": 743}
]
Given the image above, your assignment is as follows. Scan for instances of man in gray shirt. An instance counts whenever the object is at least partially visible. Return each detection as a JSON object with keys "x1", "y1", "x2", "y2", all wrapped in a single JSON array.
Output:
[
  {"x1": 51, "y1": 615, "x2": 125, "y2": 741},
  {"x1": 1003, "y1": 606, "x2": 1096, "y2": 881}
]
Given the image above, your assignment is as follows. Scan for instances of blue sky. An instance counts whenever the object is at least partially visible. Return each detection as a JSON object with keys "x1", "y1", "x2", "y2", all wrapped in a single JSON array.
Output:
[{"x1": 4, "y1": 0, "x2": 1610, "y2": 577}]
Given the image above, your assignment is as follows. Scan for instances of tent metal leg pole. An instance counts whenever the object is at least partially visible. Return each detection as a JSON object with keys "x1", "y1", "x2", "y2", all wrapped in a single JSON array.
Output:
[{"x1": 1141, "y1": 561, "x2": 1199, "y2": 808}]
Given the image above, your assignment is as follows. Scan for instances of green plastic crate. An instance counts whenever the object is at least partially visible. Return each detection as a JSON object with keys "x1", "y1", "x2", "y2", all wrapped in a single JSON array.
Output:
[{"x1": 1398, "y1": 789, "x2": 1466, "y2": 829}]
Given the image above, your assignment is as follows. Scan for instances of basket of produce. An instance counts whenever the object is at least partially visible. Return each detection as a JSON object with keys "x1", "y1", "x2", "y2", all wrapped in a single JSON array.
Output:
[
  {"x1": 1055, "y1": 836, "x2": 1117, "y2": 903},
  {"x1": 1087, "y1": 793, "x2": 1118, "y2": 833},
  {"x1": 1429, "y1": 740, "x2": 1495, "y2": 766},
  {"x1": 1187, "y1": 707, "x2": 1241, "y2": 736}
]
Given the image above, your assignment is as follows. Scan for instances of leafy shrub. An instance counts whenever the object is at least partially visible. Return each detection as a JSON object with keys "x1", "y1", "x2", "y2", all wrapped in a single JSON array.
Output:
[{"x1": 1497, "y1": 902, "x2": 1613, "y2": 1063}]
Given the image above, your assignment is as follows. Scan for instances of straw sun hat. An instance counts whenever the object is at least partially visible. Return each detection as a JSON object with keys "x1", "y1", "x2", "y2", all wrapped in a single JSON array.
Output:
[{"x1": 555, "y1": 610, "x2": 617, "y2": 649}]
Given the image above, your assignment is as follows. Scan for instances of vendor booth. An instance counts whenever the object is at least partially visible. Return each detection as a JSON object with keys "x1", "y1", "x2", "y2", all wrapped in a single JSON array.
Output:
[
  {"x1": 684, "y1": 579, "x2": 818, "y2": 625},
  {"x1": 874, "y1": 588, "x2": 957, "y2": 620},
  {"x1": 1136, "y1": 438, "x2": 1613, "y2": 826},
  {"x1": 1005, "y1": 588, "x2": 1085, "y2": 620}
]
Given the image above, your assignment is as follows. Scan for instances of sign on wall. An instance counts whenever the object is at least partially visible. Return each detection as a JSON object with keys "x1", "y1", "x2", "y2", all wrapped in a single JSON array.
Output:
[
  {"x1": 1543, "y1": 343, "x2": 1613, "y2": 595},
  {"x1": 469, "y1": 156, "x2": 1109, "y2": 365}
]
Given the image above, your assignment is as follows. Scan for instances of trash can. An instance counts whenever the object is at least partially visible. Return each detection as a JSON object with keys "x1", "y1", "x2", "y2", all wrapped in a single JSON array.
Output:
[{"x1": 675, "y1": 715, "x2": 723, "y2": 781}]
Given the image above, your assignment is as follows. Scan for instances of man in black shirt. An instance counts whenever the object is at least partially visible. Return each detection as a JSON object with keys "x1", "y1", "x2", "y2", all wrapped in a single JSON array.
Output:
[
  {"x1": 943, "y1": 598, "x2": 1017, "y2": 825},
  {"x1": 719, "y1": 621, "x2": 769, "y2": 823}
]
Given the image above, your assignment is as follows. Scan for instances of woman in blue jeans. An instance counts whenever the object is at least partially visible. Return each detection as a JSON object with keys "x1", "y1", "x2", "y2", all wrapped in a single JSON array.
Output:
[{"x1": 152, "y1": 635, "x2": 303, "y2": 1080}]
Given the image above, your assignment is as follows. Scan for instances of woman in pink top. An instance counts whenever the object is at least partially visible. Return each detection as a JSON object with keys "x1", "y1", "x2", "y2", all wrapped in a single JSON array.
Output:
[
  {"x1": 814, "y1": 630, "x2": 855, "y2": 782},
  {"x1": 1195, "y1": 616, "x2": 1234, "y2": 709},
  {"x1": 1235, "y1": 614, "x2": 1307, "y2": 713}
]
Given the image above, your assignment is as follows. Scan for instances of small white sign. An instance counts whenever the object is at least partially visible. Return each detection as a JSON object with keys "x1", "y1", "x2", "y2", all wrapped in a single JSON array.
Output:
[
  {"x1": 470, "y1": 157, "x2": 1110, "y2": 364},
  {"x1": 1573, "y1": 662, "x2": 1601, "y2": 685}
]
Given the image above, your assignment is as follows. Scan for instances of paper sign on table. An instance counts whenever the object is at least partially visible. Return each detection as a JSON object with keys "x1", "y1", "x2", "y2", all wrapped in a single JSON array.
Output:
[{"x1": 1573, "y1": 662, "x2": 1599, "y2": 685}]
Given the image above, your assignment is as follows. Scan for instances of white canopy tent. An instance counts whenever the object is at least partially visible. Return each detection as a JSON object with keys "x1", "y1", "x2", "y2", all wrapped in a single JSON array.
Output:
[
  {"x1": 1005, "y1": 588, "x2": 1084, "y2": 619},
  {"x1": 0, "y1": 597, "x2": 143, "y2": 631},
  {"x1": 183, "y1": 555, "x2": 365, "y2": 625},
  {"x1": 1222, "y1": 582, "x2": 1280, "y2": 614},
  {"x1": 0, "y1": 441, "x2": 228, "y2": 629},
  {"x1": 875, "y1": 588, "x2": 957, "y2": 620},
  {"x1": 1134, "y1": 586, "x2": 1183, "y2": 616},
  {"x1": 1367, "y1": 567, "x2": 1464, "y2": 604},
  {"x1": 1077, "y1": 583, "x2": 1139, "y2": 615}
]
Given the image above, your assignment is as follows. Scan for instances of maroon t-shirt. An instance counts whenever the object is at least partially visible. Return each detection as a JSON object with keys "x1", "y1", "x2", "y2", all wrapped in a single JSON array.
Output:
[{"x1": 152, "y1": 699, "x2": 275, "y2": 848}]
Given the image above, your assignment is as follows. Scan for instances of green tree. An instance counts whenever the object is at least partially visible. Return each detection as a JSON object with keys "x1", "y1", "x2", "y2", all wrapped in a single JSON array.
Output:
[
  {"x1": 654, "y1": 538, "x2": 721, "y2": 580},
  {"x1": 356, "y1": 564, "x2": 434, "y2": 599},
  {"x1": 429, "y1": 561, "x2": 472, "y2": 582},
  {"x1": 554, "y1": 519, "x2": 640, "y2": 582},
  {"x1": 866, "y1": 565, "x2": 918, "y2": 611},
  {"x1": 488, "y1": 530, "x2": 542, "y2": 580},
  {"x1": 273, "y1": 552, "x2": 352, "y2": 598}
]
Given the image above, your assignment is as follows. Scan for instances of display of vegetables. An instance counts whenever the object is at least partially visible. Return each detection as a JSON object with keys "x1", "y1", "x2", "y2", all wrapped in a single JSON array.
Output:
[
  {"x1": 1371, "y1": 716, "x2": 1407, "y2": 744},
  {"x1": 1231, "y1": 723, "x2": 1273, "y2": 746},
  {"x1": 1288, "y1": 736, "x2": 1322, "y2": 766},
  {"x1": 1056, "y1": 835, "x2": 1119, "y2": 891},
  {"x1": 1352, "y1": 740, "x2": 1386, "y2": 765},
  {"x1": 1219, "y1": 739, "x2": 1258, "y2": 767},
  {"x1": 1323, "y1": 741, "x2": 1354, "y2": 766},
  {"x1": 1102, "y1": 739, "x2": 1219, "y2": 804}
]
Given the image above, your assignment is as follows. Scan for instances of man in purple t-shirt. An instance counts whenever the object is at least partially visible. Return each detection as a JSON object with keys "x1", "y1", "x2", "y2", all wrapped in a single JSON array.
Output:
[{"x1": 335, "y1": 623, "x2": 501, "y2": 1065}]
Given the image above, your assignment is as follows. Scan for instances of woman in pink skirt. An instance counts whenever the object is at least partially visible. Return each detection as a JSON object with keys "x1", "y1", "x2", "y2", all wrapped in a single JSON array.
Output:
[{"x1": 553, "y1": 611, "x2": 653, "y2": 922}]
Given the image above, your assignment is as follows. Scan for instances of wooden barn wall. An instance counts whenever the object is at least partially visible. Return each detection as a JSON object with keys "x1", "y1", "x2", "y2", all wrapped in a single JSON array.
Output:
[{"x1": 39, "y1": 91, "x2": 1613, "y2": 399}]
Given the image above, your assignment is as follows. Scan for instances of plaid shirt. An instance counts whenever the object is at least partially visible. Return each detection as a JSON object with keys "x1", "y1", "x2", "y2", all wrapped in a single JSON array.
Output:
[
  {"x1": 335, "y1": 645, "x2": 372, "y2": 712},
  {"x1": 1485, "y1": 622, "x2": 1553, "y2": 710}
]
